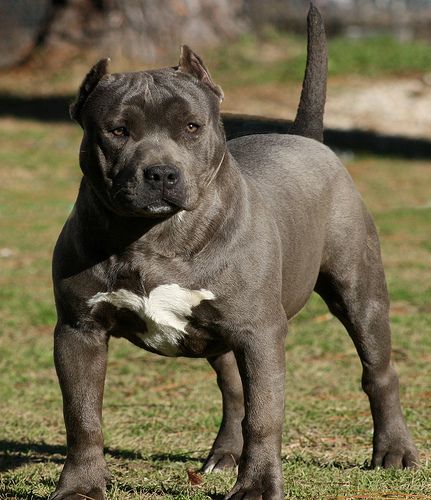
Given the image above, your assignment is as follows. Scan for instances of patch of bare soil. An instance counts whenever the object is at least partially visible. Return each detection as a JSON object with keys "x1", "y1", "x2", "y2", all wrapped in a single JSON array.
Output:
[
  {"x1": 223, "y1": 76, "x2": 431, "y2": 139},
  {"x1": 325, "y1": 76, "x2": 431, "y2": 138}
]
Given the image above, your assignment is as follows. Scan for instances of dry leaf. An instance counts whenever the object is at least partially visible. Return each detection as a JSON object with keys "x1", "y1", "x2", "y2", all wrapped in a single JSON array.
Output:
[{"x1": 187, "y1": 468, "x2": 203, "y2": 487}]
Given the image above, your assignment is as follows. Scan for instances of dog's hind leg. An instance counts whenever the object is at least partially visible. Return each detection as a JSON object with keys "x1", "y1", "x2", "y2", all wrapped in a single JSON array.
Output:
[
  {"x1": 315, "y1": 216, "x2": 418, "y2": 468},
  {"x1": 202, "y1": 351, "x2": 244, "y2": 472}
]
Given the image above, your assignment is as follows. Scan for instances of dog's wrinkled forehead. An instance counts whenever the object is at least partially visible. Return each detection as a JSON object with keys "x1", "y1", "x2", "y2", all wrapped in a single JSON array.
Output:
[
  {"x1": 83, "y1": 68, "x2": 218, "y2": 124},
  {"x1": 71, "y1": 46, "x2": 223, "y2": 126}
]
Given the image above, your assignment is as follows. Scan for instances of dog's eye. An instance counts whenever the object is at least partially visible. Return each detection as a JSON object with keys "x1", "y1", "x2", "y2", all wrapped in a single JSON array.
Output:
[
  {"x1": 186, "y1": 123, "x2": 200, "y2": 133},
  {"x1": 111, "y1": 126, "x2": 129, "y2": 137}
]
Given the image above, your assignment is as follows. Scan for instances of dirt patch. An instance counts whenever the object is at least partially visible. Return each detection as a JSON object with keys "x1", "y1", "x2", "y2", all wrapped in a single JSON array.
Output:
[
  {"x1": 325, "y1": 76, "x2": 431, "y2": 138},
  {"x1": 223, "y1": 76, "x2": 431, "y2": 140}
]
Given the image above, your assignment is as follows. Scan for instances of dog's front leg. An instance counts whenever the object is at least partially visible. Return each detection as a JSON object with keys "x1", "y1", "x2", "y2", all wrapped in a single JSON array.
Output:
[
  {"x1": 225, "y1": 316, "x2": 287, "y2": 500},
  {"x1": 50, "y1": 323, "x2": 110, "y2": 500}
]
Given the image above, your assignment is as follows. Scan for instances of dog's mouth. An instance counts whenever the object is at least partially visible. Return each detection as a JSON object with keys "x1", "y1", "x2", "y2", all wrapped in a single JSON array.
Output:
[
  {"x1": 144, "y1": 199, "x2": 180, "y2": 216},
  {"x1": 111, "y1": 187, "x2": 184, "y2": 217}
]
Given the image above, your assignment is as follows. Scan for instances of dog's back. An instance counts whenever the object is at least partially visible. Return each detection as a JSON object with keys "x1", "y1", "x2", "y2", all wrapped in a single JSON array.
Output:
[{"x1": 228, "y1": 133, "x2": 361, "y2": 224}]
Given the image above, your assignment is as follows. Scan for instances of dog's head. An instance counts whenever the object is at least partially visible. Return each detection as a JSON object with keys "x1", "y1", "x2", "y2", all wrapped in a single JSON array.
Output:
[{"x1": 71, "y1": 46, "x2": 226, "y2": 218}]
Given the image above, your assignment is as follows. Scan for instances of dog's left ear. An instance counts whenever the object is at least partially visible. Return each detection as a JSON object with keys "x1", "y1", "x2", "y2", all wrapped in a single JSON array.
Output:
[
  {"x1": 177, "y1": 45, "x2": 224, "y2": 103},
  {"x1": 70, "y1": 58, "x2": 110, "y2": 126}
]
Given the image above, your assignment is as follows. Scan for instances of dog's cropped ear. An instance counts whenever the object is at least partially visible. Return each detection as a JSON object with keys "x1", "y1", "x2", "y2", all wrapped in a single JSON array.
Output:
[
  {"x1": 177, "y1": 45, "x2": 224, "y2": 103},
  {"x1": 70, "y1": 58, "x2": 110, "y2": 125}
]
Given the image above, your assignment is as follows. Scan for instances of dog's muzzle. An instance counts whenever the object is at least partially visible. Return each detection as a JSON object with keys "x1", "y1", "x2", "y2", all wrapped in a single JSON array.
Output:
[
  {"x1": 112, "y1": 163, "x2": 186, "y2": 216},
  {"x1": 142, "y1": 164, "x2": 184, "y2": 214}
]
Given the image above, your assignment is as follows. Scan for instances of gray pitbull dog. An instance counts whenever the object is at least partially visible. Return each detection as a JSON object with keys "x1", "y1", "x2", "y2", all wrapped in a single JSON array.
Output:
[{"x1": 51, "y1": 5, "x2": 418, "y2": 500}]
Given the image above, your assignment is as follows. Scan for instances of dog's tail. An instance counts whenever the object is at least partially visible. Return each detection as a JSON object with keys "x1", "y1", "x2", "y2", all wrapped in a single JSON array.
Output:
[
  {"x1": 290, "y1": 2, "x2": 327, "y2": 142},
  {"x1": 222, "y1": 2, "x2": 327, "y2": 143}
]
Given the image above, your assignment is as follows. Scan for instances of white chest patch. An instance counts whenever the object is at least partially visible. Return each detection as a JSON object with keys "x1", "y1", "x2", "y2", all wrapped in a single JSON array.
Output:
[{"x1": 88, "y1": 284, "x2": 215, "y2": 356}]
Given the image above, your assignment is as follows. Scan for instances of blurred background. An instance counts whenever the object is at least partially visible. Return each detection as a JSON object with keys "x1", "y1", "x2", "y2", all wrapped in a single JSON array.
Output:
[
  {"x1": 1, "y1": 2, "x2": 430, "y2": 499},
  {"x1": 1, "y1": 0, "x2": 431, "y2": 138}
]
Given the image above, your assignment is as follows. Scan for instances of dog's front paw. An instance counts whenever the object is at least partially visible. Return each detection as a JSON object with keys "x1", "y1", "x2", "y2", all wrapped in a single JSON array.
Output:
[
  {"x1": 225, "y1": 481, "x2": 284, "y2": 500},
  {"x1": 49, "y1": 487, "x2": 105, "y2": 500},
  {"x1": 371, "y1": 430, "x2": 419, "y2": 469},
  {"x1": 203, "y1": 448, "x2": 239, "y2": 473},
  {"x1": 50, "y1": 458, "x2": 109, "y2": 500},
  {"x1": 224, "y1": 462, "x2": 284, "y2": 500}
]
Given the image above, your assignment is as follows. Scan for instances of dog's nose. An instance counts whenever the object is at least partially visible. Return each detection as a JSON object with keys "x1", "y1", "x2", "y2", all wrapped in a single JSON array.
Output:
[{"x1": 144, "y1": 165, "x2": 180, "y2": 189}]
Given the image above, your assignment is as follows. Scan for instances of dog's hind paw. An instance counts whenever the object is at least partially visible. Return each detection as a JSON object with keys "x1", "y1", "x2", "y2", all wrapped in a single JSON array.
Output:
[
  {"x1": 371, "y1": 433, "x2": 419, "y2": 469},
  {"x1": 202, "y1": 449, "x2": 239, "y2": 473}
]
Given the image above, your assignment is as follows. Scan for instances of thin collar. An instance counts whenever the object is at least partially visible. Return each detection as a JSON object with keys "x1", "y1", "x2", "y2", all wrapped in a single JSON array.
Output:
[{"x1": 206, "y1": 149, "x2": 226, "y2": 187}]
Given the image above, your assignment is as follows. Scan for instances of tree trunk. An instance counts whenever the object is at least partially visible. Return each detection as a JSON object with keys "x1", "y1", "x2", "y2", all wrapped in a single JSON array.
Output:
[
  {"x1": 0, "y1": 0, "x2": 51, "y2": 69},
  {"x1": 43, "y1": 0, "x2": 246, "y2": 64}
]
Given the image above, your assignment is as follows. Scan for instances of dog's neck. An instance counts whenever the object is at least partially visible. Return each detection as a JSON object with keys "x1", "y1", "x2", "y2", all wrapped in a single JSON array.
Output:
[{"x1": 74, "y1": 151, "x2": 246, "y2": 261}]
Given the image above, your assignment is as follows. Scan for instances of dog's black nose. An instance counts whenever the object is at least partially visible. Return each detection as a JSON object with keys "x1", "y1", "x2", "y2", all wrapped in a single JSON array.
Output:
[{"x1": 144, "y1": 165, "x2": 180, "y2": 189}]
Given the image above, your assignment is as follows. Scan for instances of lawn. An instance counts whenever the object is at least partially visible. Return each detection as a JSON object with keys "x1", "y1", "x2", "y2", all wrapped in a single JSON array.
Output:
[
  {"x1": 2, "y1": 32, "x2": 431, "y2": 97},
  {"x1": 0, "y1": 113, "x2": 430, "y2": 500}
]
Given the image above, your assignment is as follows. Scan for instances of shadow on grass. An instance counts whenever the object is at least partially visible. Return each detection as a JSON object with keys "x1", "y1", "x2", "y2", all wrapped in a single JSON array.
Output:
[
  {"x1": 0, "y1": 440, "x2": 217, "y2": 498},
  {"x1": 0, "y1": 439, "x2": 202, "y2": 474},
  {"x1": 284, "y1": 453, "x2": 369, "y2": 470},
  {"x1": 105, "y1": 447, "x2": 203, "y2": 464},
  {"x1": 0, "y1": 440, "x2": 65, "y2": 472},
  {"x1": 0, "y1": 439, "x2": 367, "y2": 471},
  {"x1": 0, "y1": 488, "x2": 46, "y2": 500},
  {"x1": 147, "y1": 452, "x2": 202, "y2": 463},
  {"x1": 1, "y1": 93, "x2": 431, "y2": 158},
  {"x1": 0, "y1": 93, "x2": 72, "y2": 122},
  {"x1": 113, "y1": 481, "x2": 225, "y2": 499}
]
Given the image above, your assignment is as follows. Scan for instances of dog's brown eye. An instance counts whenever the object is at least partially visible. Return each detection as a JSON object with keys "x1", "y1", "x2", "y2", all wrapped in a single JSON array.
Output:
[
  {"x1": 111, "y1": 126, "x2": 129, "y2": 137},
  {"x1": 186, "y1": 123, "x2": 200, "y2": 133}
]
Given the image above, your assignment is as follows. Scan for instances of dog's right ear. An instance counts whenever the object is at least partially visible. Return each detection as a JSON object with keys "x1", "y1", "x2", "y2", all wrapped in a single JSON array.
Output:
[
  {"x1": 177, "y1": 45, "x2": 224, "y2": 103},
  {"x1": 70, "y1": 58, "x2": 110, "y2": 126}
]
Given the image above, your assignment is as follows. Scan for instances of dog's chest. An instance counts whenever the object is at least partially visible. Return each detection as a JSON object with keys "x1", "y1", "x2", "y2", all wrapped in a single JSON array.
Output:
[{"x1": 89, "y1": 284, "x2": 215, "y2": 356}]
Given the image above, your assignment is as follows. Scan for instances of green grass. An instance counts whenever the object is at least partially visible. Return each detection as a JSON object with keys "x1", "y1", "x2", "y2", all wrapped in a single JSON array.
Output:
[
  {"x1": 209, "y1": 33, "x2": 431, "y2": 88},
  {"x1": 0, "y1": 120, "x2": 430, "y2": 499},
  {"x1": 2, "y1": 33, "x2": 430, "y2": 99}
]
